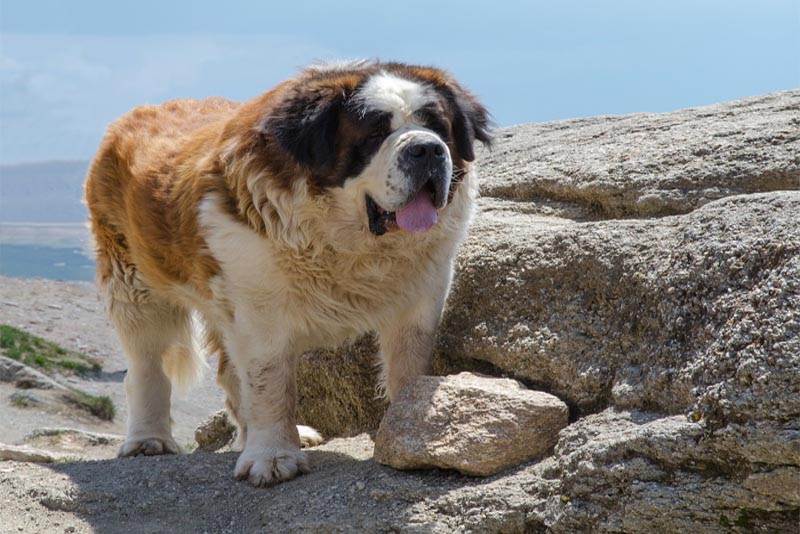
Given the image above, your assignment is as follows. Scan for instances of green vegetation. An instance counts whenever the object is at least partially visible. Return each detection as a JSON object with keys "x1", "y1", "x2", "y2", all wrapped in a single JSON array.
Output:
[
  {"x1": 1, "y1": 324, "x2": 115, "y2": 421},
  {"x1": 0, "y1": 324, "x2": 101, "y2": 375},
  {"x1": 64, "y1": 389, "x2": 116, "y2": 421}
]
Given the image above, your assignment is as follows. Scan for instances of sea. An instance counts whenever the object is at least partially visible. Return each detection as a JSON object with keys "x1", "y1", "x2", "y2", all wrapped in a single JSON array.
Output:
[{"x1": 0, "y1": 223, "x2": 95, "y2": 282}]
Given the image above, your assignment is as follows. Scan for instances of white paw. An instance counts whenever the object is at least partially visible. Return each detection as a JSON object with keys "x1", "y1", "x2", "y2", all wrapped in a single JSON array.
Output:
[
  {"x1": 297, "y1": 425, "x2": 324, "y2": 448},
  {"x1": 234, "y1": 446, "x2": 310, "y2": 487},
  {"x1": 117, "y1": 436, "x2": 182, "y2": 457}
]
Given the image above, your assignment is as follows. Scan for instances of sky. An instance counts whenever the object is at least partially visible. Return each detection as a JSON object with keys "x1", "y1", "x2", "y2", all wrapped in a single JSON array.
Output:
[{"x1": 1, "y1": 0, "x2": 798, "y2": 165}]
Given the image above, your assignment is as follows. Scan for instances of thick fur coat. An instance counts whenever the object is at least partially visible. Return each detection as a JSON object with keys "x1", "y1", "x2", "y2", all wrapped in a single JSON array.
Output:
[{"x1": 85, "y1": 61, "x2": 490, "y2": 486}]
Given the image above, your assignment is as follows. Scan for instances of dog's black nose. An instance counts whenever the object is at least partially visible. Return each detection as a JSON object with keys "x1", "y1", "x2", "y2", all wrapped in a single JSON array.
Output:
[
  {"x1": 405, "y1": 141, "x2": 446, "y2": 163},
  {"x1": 399, "y1": 140, "x2": 450, "y2": 208}
]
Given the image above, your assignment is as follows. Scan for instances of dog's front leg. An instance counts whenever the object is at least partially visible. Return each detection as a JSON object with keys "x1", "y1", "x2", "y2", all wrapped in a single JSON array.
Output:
[
  {"x1": 378, "y1": 284, "x2": 449, "y2": 402},
  {"x1": 224, "y1": 324, "x2": 307, "y2": 486}
]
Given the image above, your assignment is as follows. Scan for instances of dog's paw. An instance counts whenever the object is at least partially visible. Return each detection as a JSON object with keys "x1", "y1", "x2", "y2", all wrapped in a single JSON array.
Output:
[
  {"x1": 117, "y1": 436, "x2": 182, "y2": 457},
  {"x1": 234, "y1": 446, "x2": 310, "y2": 487},
  {"x1": 297, "y1": 425, "x2": 324, "y2": 448}
]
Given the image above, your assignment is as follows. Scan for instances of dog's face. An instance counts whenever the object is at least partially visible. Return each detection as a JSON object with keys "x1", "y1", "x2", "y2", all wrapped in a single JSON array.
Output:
[{"x1": 260, "y1": 62, "x2": 491, "y2": 237}]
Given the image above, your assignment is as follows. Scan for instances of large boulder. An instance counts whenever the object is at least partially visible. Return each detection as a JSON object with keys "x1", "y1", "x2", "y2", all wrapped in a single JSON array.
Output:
[
  {"x1": 440, "y1": 191, "x2": 800, "y2": 425},
  {"x1": 478, "y1": 90, "x2": 799, "y2": 218},
  {"x1": 531, "y1": 409, "x2": 800, "y2": 532}
]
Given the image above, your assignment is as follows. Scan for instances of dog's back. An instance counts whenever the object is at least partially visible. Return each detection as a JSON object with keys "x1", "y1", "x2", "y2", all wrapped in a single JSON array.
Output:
[
  {"x1": 85, "y1": 97, "x2": 238, "y2": 292},
  {"x1": 84, "y1": 97, "x2": 239, "y2": 429}
]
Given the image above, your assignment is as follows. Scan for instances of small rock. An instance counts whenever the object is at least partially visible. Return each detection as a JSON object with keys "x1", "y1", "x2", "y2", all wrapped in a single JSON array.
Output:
[
  {"x1": 0, "y1": 356, "x2": 66, "y2": 390},
  {"x1": 194, "y1": 410, "x2": 236, "y2": 451},
  {"x1": 10, "y1": 391, "x2": 43, "y2": 407},
  {"x1": 0, "y1": 443, "x2": 78, "y2": 463},
  {"x1": 40, "y1": 490, "x2": 79, "y2": 512},
  {"x1": 374, "y1": 372, "x2": 569, "y2": 476},
  {"x1": 24, "y1": 427, "x2": 123, "y2": 446}
]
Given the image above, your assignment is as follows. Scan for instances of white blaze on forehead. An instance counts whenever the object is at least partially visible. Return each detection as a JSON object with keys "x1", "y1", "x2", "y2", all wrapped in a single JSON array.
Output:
[{"x1": 355, "y1": 72, "x2": 436, "y2": 130}]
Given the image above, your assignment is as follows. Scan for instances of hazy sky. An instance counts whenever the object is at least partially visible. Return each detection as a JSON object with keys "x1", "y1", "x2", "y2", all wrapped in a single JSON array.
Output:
[{"x1": 1, "y1": 0, "x2": 798, "y2": 164}]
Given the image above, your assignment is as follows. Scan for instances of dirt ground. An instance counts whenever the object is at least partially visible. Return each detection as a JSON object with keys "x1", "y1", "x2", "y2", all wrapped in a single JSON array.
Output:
[{"x1": 0, "y1": 432, "x2": 494, "y2": 534}]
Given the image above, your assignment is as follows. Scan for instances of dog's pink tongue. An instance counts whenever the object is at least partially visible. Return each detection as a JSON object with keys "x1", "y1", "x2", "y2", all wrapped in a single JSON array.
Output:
[{"x1": 396, "y1": 191, "x2": 437, "y2": 233}]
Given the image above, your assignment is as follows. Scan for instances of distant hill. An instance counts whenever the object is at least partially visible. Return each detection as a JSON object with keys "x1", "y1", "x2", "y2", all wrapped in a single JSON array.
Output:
[{"x1": 0, "y1": 161, "x2": 89, "y2": 223}]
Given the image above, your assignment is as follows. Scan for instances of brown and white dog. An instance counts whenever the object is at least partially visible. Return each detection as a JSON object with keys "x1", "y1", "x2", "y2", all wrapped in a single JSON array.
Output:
[{"x1": 84, "y1": 60, "x2": 490, "y2": 486}]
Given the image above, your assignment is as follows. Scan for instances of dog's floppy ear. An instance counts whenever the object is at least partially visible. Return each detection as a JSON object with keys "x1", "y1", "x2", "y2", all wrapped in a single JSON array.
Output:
[
  {"x1": 263, "y1": 87, "x2": 342, "y2": 170},
  {"x1": 447, "y1": 82, "x2": 492, "y2": 162}
]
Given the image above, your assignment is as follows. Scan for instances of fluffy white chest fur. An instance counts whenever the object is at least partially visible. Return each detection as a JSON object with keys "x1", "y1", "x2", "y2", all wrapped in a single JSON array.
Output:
[{"x1": 198, "y1": 171, "x2": 475, "y2": 351}]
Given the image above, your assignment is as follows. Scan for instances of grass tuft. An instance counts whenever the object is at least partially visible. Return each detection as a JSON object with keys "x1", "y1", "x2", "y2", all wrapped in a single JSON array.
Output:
[
  {"x1": 1, "y1": 325, "x2": 115, "y2": 421},
  {"x1": 64, "y1": 389, "x2": 116, "y2": 421},
  {"x1": 0, "y1": 324, "x2": 102, "y2": 375}
]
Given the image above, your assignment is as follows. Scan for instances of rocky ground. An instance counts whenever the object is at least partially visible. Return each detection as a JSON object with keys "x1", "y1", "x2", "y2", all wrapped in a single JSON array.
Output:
[
  {"x1": 0, "y1": 276, "x2": 226, "y2": 446},
  {"x1": 0, "y1": 90, "x2": 798, "y2": 533}
]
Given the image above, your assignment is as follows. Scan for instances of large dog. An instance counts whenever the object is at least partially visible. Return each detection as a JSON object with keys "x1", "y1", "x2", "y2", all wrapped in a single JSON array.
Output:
[{"x1": 85, "y1": 60, "x2": 490, "y2": 486}]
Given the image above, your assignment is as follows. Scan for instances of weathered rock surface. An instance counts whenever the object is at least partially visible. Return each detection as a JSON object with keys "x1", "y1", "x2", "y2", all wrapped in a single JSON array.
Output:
[
  {"x1": 22, "y1": 428, "x2": 123, "y2": 461},
  {"x1": 375, "y1": 372, "x2": 568, "y2": 476},
  {"x1": 0, "y1": 429, "x2": 122, "y2": 465},
  {"x1": 295, "y1": 90, "x2": 800, "y2": 437},
  {"x1": 297, "y1": 335, "x2": 386, "y2": 438},
  {"x1": 24, "y1": 427, "x2": 123, "y2": 446},
  {"x1": 537, "y1": 410, "x2": 800, "y2": 532},
  {"x1": 479, "y1": 90, "x2": 800, "y2": 219},
  {"x1": 9, "y1": 391, "x2": 44, "y2": 406},
  {"x1": 2, "y1": 416, "x2": 797, "y2": 533},
  {"x1": 286, "y1": 90, "x2": 800, "y2": 531},
  {"x1": 442, "y1": 191, "x2": 800, "y2": 424}
]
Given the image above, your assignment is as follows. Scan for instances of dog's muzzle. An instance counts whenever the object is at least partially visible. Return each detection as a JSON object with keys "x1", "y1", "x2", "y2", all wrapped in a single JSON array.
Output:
[{"x1": 398, "y1": 139, "x2": 451, "y2": 209}]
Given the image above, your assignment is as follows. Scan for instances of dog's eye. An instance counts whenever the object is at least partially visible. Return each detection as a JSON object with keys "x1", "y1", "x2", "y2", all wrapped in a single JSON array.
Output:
[
  {"x1": 415, "y1": 108, "x2": 450, "y2": 142},
  {"x1": 368, "y1": 130, "x2": 386, "y2": 140}
]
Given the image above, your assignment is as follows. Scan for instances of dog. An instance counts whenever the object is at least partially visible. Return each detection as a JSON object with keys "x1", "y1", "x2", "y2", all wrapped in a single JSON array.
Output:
[{"x1": 84, "y1": 60, "x2": 490, "y2": 486}]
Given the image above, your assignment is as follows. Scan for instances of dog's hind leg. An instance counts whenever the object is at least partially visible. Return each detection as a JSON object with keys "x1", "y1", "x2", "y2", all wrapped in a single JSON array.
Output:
[
  {"x1": 101, "y1": 256, "x2": 196, "y2": 457},
  {"x1": 214, "y1": 341, "x2": 247, "y2": 449}
]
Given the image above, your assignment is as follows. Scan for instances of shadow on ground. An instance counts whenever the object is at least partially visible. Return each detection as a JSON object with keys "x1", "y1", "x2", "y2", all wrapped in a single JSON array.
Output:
[{"x1": 33, "y1": 434, "x2": 502, "y2": 533}]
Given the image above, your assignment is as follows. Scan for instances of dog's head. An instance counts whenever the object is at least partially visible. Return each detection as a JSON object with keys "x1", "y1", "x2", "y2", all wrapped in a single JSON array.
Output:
[{"x1": 254, "y1": 61, "x2": 491, "y2": 237}]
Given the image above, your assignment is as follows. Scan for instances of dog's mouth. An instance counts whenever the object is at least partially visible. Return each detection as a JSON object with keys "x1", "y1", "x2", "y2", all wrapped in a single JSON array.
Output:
[
  {"x1": 366, "y1": 195, "x2": 397, "y2": 236},
  {"x1": 366, "y1": 181, "x2": 438, "y2": 237}
]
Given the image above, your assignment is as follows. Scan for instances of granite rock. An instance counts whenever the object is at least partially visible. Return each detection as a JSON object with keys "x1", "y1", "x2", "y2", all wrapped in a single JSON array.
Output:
[{"x1": 374, "y1": 372, "x2": 568, "y2": 476}]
